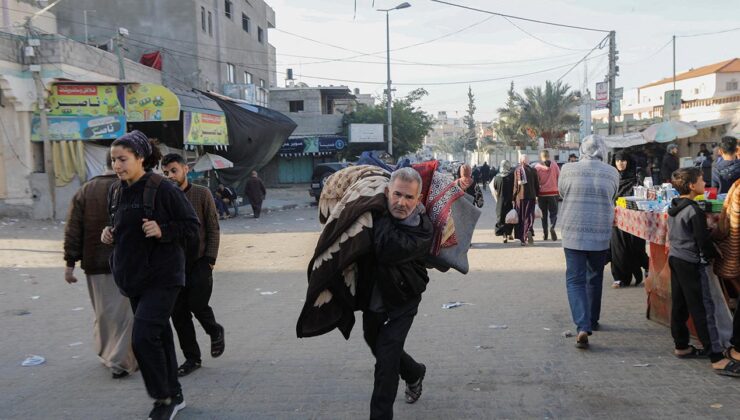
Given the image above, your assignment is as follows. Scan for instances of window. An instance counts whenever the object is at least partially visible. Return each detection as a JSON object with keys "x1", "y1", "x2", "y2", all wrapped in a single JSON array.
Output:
[
  {"x1": 241, "y1": 13, "x2": 250, "y2": 32},
  {"x1": 201, "y1": 7, "x2": 206, "y2": 31},
  {"x1": 243, "y1": 71, "x2": 252, "y2": 84},
  {"x1": 289, "y1": 100, "x2": 304, "y2": 112},
  {"x1": 227, "y1": 63, "x2": 235, "y2": 83},
  {"x1": 208, "y1": 11, "x2": 213, "y2": 36},
  {"x1": 259, "y1": 79, "x2": 265, "y2": 88},
  {"x1": 257, "y1": 26, "x2": 264, "y2": 43},
  {"x1": 727, "y1": 80, "x2": 739, "y2": 91},
  {"x1": 693, "y1": 88, "x2": 699, "y2": 95},
  {"x1": 225, "y1": 0, "x2": 233, "y2": 19}
]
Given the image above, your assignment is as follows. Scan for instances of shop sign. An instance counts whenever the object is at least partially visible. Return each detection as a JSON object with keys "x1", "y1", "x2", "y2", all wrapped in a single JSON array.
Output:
[
  {"x1": 279, "y1": 136, "x2": 347, "y2": 155},
  {"x1": 183, "y1": 111, "x2": 228, "y2": 145},
  {"x1": 47, "y1": 84, "x2": 125, "y2": 117},
  {"x1": 31, "y1": 115, "x2": 125, "y2": 141},
  {"x1": 125, "y1": 84, "x2": 181, "y2": 122}
]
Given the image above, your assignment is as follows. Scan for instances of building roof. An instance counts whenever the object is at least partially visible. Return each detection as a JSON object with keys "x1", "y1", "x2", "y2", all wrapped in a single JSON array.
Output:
[{"x1": 640, "y1": 58, "x2": 740, "y2": 89}]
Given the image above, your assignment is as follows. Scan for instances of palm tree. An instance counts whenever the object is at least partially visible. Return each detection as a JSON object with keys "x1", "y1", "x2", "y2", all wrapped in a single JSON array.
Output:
[
  {"x1": 517, "y1": 80, "x2": 579, "y2": 148},
  {"x1": 495, "y1": 82, "x2": 531, "y2": 148}
]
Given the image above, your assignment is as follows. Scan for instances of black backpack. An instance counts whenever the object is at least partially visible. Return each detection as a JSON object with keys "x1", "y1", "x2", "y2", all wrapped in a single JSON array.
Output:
[{"x1": 108, "y1": 173, "x2": 165, "y2": 226}]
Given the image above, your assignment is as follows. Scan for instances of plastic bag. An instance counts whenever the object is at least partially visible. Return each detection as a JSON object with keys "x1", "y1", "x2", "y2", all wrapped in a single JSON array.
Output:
[
  {"x1": 505, "y1": 208, "x2": 518, "y2": 224},
  {"x1": 534, "y1": 205, "x2": 543, "y2": 219}
]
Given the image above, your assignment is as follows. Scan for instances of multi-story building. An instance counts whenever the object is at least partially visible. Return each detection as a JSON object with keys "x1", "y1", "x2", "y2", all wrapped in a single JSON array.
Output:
[{"x1": 55, "y1": 0, "x2": 276, "y2": 105}]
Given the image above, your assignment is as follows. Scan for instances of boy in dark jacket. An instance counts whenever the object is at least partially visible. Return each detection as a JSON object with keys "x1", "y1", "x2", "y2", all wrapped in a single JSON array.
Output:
[
  {"x1": 361, "y1": 167, "x2": 433, "y2": 420},
  {"x1": 667, "y1": 167, "x2": 724, "y2": 365}
]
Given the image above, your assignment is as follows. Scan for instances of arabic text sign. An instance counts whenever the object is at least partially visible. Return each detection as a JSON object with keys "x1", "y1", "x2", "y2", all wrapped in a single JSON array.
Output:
[
  {"x1": 31, "y1": 115, "x2": 125, "y2": 141},
  {"x1": 48, "y1": 84, "x2": 125, "y2": 117},
  {"x1": 350, "y1": 123, "x2": 384, "y2": 143},
  {"x1": 126, "y1": 84, "x2": 181, "y2": 122},
  {"x1": 183, "y1": 112, "x2": 229, "y2": 145},
  {"x1": 595, "y1": 82, "x2": 608, "y2": 109}
]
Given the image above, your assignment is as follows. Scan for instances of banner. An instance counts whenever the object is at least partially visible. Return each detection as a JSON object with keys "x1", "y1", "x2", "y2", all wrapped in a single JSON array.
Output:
[
  {"x1": 595, "y1": 82, "x2": 608, "y2": 109},
  {"x1": 48, "y1": 84, "x2": 125, "y2": 117},
  {"x1": 126, "y1": 83, "x2": 180, "y2": 122},
  {"x1": 31, "y1": 115, "x2": 126, "y2": 141},
  {"x1": 279, "y1": 136, "x2": 347, "y2": 156},
  {"x1": 183, "y1": 111, "x2": 229, "y2": 145}
]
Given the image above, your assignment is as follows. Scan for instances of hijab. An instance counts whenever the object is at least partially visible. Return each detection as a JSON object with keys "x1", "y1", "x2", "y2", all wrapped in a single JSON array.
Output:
[
  {"x1": 498, "y1": 160, "x2": 512, "y2": 177},
  {"x1": 579, "y1": 135, "x2": 607, "y2": 162}
]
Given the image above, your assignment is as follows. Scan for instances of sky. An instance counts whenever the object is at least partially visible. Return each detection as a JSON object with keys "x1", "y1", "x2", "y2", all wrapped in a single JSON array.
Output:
[{"x1": 267, "y1": 0, "x2": 740, "y2": 121}]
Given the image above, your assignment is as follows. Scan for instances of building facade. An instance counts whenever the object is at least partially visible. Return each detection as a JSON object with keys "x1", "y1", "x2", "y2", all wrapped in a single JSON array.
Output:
[{"x1": 55, "y1": 0, "x2": 275, "y2": 104}]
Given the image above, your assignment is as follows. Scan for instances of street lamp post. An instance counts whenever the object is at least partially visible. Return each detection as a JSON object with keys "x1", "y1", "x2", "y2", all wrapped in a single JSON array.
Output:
[{"x1": 378, "y1": 2, "x2": 410, "y2": 157}]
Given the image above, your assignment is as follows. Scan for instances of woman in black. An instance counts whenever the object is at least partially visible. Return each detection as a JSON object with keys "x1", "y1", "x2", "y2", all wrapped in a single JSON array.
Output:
[
  {"x1": 610, "y1": 151, "x2": 649, "y2": 288},
  {"x1": 493, "y1": 160, "x2": 515, "y2": 243},
  {"x1": 101, "y1": 131, "x2": 199, "y2": 420}
]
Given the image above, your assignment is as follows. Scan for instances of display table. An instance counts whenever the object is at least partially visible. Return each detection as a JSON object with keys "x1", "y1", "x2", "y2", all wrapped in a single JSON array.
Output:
[{"x1": 613, "y1": 207, "x2": 729, "y2": 332}]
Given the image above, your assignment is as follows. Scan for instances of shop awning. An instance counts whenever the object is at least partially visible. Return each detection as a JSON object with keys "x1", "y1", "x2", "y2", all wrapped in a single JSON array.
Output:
[
  {"x1": 170, "y1": 87, "x2": 224, "y2": 115},
  {"x1": 279, "y1": 135, "x2": 348, "y2": 157},
  {"x1": 691, "y1": 118, "x2": 732, "y2": 130}
]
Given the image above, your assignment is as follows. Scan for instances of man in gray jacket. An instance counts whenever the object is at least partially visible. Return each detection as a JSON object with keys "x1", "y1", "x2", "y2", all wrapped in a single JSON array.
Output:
[{"x1": 558, "y1": 135, "x2": 619, "y2": 349}]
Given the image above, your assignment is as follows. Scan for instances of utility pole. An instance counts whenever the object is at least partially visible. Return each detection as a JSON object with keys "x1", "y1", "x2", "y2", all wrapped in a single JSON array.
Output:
[
  {"x1": 607, "y1": 30, "x2": 618, "y2": 135},
  {"x1": 25, "y1": 18, "x2": 55, "y2": 219},
  {"x1": 672, "y1": 35, "x2": 676, "y2": 91},
  {"x1": 385, "y1": 10, "x2": 393, "y2": 156},
  {"x1": 83, "y1": 10, "x2": 95, "y2": 44},
  {"x1": 115, "y1": 28, "x2": 128, "y2": 81}
]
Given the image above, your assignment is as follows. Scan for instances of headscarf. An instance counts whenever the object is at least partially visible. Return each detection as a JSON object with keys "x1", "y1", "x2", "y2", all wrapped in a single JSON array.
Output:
[
  {"x1": 579, "y1": 135, "x2": 607, "y2": 161},
  {"x1": 516, "y1": 153, "x2": 528, "y2": 184},
  {"x1": 115, "y1": 130, "x2": 151, "y2": 158},
  {"x1": 498, "y1": 160, "x2": 512, "y2": 177},
  {"x1": 458, "y1": 164, "x2": 473, "y2": 190},
  {"x1": 667, "y1": 144, "x2": 678, "y2": 154},
  {"x1": 613, "y1": 151, "x2": 638, "y2": 197}
]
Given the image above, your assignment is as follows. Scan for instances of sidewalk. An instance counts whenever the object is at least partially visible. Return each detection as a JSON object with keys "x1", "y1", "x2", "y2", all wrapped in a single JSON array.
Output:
[{"x1": 234, "y1": 184, "x2": 315, "y2": 217}]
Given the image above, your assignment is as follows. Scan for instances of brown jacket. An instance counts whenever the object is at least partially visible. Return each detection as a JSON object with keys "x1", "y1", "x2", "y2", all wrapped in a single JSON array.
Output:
[
  {"x1": 184, "y1": 183, "x2": 220, "y2": 264},
  {"x1": 714, "y1": 179, "x2": 740, "y2": 281},
  {"x1": 64, "y1": 174, "x2": 117, "y2": 274}
]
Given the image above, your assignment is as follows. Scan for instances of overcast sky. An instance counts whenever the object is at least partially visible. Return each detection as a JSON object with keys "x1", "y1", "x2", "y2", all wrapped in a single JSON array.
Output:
[{"x1": 268, "y1": 0, "x2": 740, "y2": 121}]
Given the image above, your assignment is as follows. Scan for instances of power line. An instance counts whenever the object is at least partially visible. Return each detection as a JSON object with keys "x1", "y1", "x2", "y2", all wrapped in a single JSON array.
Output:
[
  {"x1": 499, "y1": 16, "x2": 592, "y2": 51},
  {"x1": 430, "y1": 0, "x2": 610, "y2": 33},
  {"x1": 677, "y1": 26, "x2": 740, "y2": 38},
  {"x1": 621, "y1": 39, "x2": 672, "y2": 65},
  {"x1": 556, "y1": 35, "x2": 610, "y2": 82}
]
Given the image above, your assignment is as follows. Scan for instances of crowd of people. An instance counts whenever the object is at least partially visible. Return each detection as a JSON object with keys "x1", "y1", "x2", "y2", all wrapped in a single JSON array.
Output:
[{"x1": 60, "y1": 129, "x2": 739, "y2": 419}]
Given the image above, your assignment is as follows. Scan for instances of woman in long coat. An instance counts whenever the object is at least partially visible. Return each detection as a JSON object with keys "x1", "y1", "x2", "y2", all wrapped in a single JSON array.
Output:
[
  {"x1": 610, "y1": 151, "x2": 649, "y2": 288},
  {"x1": 493, "y1": 160, "x2": 515, "y2": 242},
  {"x1": 513, "y1": 154, "x2": 539, "y2": 246}
]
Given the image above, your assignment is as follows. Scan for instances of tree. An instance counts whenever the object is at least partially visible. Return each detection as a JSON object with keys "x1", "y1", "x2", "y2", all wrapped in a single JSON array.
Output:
[
  {"x1": 495, "y1": 82, "x2": 530, "y2": 148},
  {"x1": 433, "y1": 135, "x2": 466, "y2": 156},
  {"x1": 517, "y1": 80, "x2": 579, "y2": 148},
  {"x1": 462, "y1": 86, "x2": 478, "y2": 152},
  {"x1": 342, "y1": 88, "x2": 433, "y2": 159}
]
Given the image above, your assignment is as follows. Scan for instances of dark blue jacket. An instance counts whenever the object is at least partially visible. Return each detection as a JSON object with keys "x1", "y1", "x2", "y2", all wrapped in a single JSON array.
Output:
[{"x1": 711, "y1": 159, "x2": 740, "y2": 194}]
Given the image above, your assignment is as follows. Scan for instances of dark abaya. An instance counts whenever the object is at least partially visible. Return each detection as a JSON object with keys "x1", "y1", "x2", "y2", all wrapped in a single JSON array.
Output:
[
  {"x1": 493, "y1": 172, "x2": 515, "y2": 237},
  {"x1": 610, "y1": 159, "x2": 649, "y2": 285}
]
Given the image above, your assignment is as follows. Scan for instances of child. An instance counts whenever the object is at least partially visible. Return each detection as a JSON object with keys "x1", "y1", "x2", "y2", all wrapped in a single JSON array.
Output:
[{"x1": 667, "y1": 167, "x2": 724, "y2": 366}]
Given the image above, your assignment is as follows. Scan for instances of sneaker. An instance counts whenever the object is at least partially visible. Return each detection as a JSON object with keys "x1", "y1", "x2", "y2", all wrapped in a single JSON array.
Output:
[
  {"x1": 550, "y1": 228, "x2": 557, "y2": 241},
  {"x1": 177, "y1": 360, "x2": 201, "y2": 377},
  {"x1": 611, "y1": 281, "x2": 622, "y2": 289},
  {"x1": 405, "y1": 364, "x2": 426, "y2": 404},
  {"x1": 148, "y1": 394, "x2": 185, "y2": 420}
]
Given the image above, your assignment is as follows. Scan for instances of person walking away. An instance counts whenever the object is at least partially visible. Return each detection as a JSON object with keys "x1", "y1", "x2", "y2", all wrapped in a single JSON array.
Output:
[
  {"x1": 698, "y1": 143, "x2": 713, "y2": 187},
  {"x1": 712, "y1": 136, "x2": 740, "y2": 194},
  {"x1": 609, "y1": 151, "x2": 649, "y2": 288},
  {"x1": 102, "y1": 131, "x2": 200, "y2": 420},
  {"x1": 161, "y1": 154, "x2": 226, "y2": 377},
  {"x1": 711, "y1": 178, "x2": 740, "y2": 377},
  {"x1": 244, "y1": 170, "x2": 266, "y2": 218},
  {"x1": 479, "y1": 162, "x2": 491, "y2": 190},
  {"x1": 64, "y1": 154, "x2": 137, "y2": 379},
  {"x1": 667, "y1": 168, "x2": 726, "y2": 368},
  {"x1": 513, "y1": 154, "x2": 539, "y2": 246},
  {"x1": 493, "y1": 160, "x2": 515, "y2": 243},
  {"x1": 558, "y1": 135, "x2": 619, "y2": 349},
  {"x1": 534, "y1": 150, "x2": 561, "y2": 241},
  {"x1": 568, "y1": 153, "x2": 578, "y2": 163},
  {"x1": 357, "y1": 167, "x2": 433, "y2": 419},
  {"x1": 661, "y1": 144, "x2": 680, "y2": 183},
  {"x1": 214, "y1": 184, "x2": 236, "y2": 219}
]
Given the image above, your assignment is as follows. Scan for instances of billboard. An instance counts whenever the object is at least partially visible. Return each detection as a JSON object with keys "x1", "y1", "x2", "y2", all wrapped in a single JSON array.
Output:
[
  {"x1": 349, "y1": 123, "x2": 384, "y2": 143},
  {"x1": 31, "y1": 115, "x2": 125, "y2": 141},
  {"x1": 48, "y1": 84, "x2": 125, "y2": 117},
  {"x1": 595, "y1": 82, "x2": 608, "y2": 109},
  {"x1": 125, "y1": 83, "x2": 180, "y2": 122},
  {"x1": 183, "y1": 112, "x2": 229, "y2": 145}
]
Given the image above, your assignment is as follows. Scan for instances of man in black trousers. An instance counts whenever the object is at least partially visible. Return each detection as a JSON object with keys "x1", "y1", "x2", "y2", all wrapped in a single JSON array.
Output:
[
  {"x1": 162, "y1": 154, "x2": 225, "y2": 377},
  {"x1": 360, "y1": 167, "x2": 434, "y2": 420}
]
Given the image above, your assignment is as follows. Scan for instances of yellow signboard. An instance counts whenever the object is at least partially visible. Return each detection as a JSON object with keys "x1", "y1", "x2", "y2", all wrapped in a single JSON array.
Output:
[
  {"x1": 48, "y1": 84, "x2": 125, "y2": 117},
  {"x1": 126, "y1": 84, "x2": 181, "y2": 122},
  {"x1": 183, "y1": 112, "x2": 229, "y2": 146}
]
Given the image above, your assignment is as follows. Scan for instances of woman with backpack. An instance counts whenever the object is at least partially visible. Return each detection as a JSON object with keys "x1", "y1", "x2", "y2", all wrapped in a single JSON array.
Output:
[{"x1": 101, "y1": 130, "x2": 199, "y2": 420}]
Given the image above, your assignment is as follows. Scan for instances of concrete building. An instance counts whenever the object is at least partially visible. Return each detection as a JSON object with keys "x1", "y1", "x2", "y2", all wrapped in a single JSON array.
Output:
[
  {"x1": 0, "y1": 5, "x2": 163, "y2": 218},
  {"x1": 54, "y1": 0, "x2": 276, "y2": 105},
  {"x1": 425, "y1": 111, "x2": 467, "y2": 162}
]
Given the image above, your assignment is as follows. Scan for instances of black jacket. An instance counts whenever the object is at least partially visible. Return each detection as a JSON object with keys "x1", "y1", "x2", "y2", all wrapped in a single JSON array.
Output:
[
  {"x1": 369, "y1": 210, "x2": 434, "y2": 310},
  {"x1": 109, "y1": 172, "x2": 200, "y2": 297},
  {"x1": 660, "y1": 154, "x2": 679, "y2": 182}
]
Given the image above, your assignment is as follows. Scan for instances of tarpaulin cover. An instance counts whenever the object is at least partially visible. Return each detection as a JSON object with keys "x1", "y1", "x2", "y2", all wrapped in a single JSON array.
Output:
[
  {"x1": 140, "y1": 51, "x2": 162, "y2": 70},
  {"x1": 200, "y1": 91, "x2": 297, "y2": 192}
]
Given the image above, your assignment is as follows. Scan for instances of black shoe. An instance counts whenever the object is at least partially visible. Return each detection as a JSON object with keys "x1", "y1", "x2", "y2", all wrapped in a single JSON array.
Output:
[
  {"x1": 405, "y1": 364, "x2": 426, "y2": 404},
  {"x1": 147, "y1": 394, "x2": 186, "y2": 420},
  {"x1": 550, "y1": 228, "x2": 557, "y2": 241},
  {"x1": 112, "y1": 370, "x2": 129, "y2": 379},
  {"x1": 211, "y1": 324, "x2": 225, "y2": 358},
  {"x1": 177, "y1": 360, "x2": 201, "y2": 377}
]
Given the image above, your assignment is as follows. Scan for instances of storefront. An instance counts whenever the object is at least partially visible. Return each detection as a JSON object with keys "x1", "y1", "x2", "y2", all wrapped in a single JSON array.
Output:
[{"x1": 277, "y1": 135, "x2": 347, "y2": 184}]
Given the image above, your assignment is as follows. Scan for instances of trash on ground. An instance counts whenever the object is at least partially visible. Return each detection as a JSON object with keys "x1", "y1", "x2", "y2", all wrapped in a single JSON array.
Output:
[
  {"x1": 72, "y1": 307, "x2": 84, "y2": 311},
  {"x1": 543, "y1": 327, "x2": 551, "y2": 331},
  {"x1": 14, "y1": 310, "x2": 31, "y2": 316},
  {"x1": 473, "y1": 387, "x2": 481, "y2": 392},
  {"x1": 260, "y1": 291, "x2": 278, "y2": 295},
  {"x1": 441, "y1": 301, "x2": 472, "y2": 309},
  {"x1": 710, "y1": 403, "x2": 723, "y2": 409},
  {"x1": 69, "y1": 342, "x2": 83, "y2": 347},
  {"x1": 21, "y1": 355, "x2": 45, "y2": 366},
  {"x1": 488, "y1": 325, "x2": 508, "y2": 329},
  {"x1": 296, "y1": 218, "x2": 305, "y2": 221},
  {"x1": 633, "y1": 363, "x2": 651, "y2": 367},
  {"x1": 475, "y1": 345, "x2": 494, "y2": 350},
  {"x1": 30, "y1": 296, "x2": 40, "y2": 300},
  {"x1": 562, "y1": 330, "x2": 574, "y2": 338}
]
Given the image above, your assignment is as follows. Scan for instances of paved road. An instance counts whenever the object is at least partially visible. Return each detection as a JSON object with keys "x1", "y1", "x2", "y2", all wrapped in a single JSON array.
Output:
[{"x1": 1, "y1": 191, "x2": 738, "y2": 419}]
